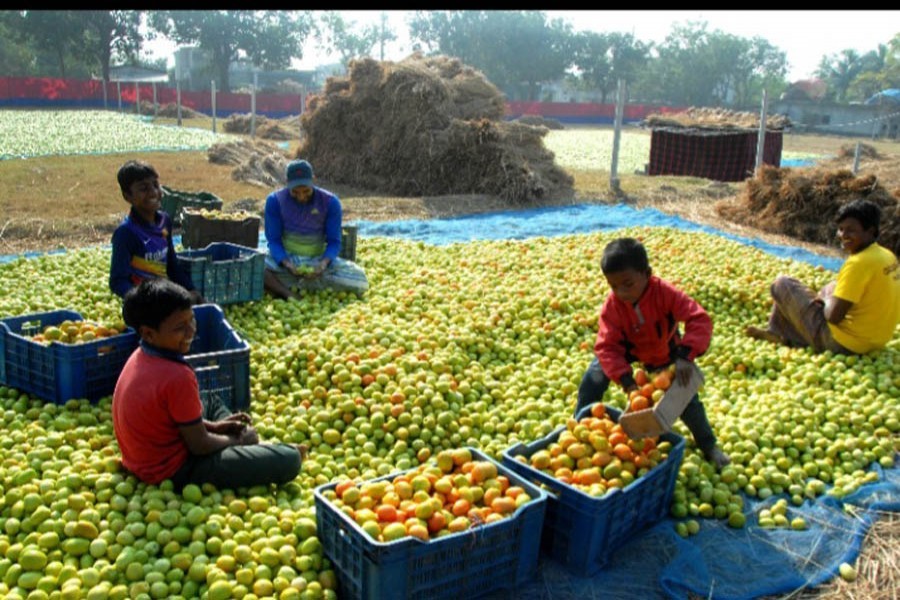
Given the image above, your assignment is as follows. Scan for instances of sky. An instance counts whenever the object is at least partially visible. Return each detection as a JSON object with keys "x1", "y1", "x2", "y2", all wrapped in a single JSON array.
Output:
[{"x1": 148, "y1": 10, "x2": 900, "y2": 82}]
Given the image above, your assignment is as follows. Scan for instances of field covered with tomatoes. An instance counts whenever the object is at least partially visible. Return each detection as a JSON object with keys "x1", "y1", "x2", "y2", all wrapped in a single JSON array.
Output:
[
  {"x1": 0, "y1": 226, "x2": 898, "y2": 598},
  {"x1": 0, "y1": 110, "x2": 898, "y2": 598}
]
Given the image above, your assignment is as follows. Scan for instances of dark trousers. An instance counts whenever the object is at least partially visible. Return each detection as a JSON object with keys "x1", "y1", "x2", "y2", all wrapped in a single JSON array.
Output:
[
  {"x1": 576, "y1": 358, "x2": 718, "y2": 453},
  {"x1": 170, "y1": 392, "x2": 301, "y2": 491}
]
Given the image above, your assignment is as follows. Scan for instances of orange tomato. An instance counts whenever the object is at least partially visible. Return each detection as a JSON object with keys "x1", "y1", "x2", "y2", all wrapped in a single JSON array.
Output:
[
  {"x1": 613, "y1": 443, "x2": 634, "y2": 462},
  {"x1": 652, "y1": 370, "x2": 672, "y2": 391},
  {"x1": 491, "y1": 496, "x2": 517, "y2": 515},
  {"x1": 375, "y1": 504, "x2": 398, "y2": 523},
  {"x1": 590, "y1": 403, "x2": 607, "y2": 418},
  {"x1": 640, "y1": 383, "x2": 656, "y2": 399},
  {"x1": 407, "y1": 523, "x2": 429, "y2": 541},
  {"x1": 608, "y1": 431, "x2": 628, "y2": 448},
  {"x1": 451, "y1": 499, "x2": 470, "y2": 517},
  {"x1": 634, "y1": 368, "x2": 649, "y2": 386},
  {"x1": 630, "y1": 396, "x2": 650, "y2": 411},
  {"x1": 427, "y1": 511, "x2": 448, "y2": 533}
]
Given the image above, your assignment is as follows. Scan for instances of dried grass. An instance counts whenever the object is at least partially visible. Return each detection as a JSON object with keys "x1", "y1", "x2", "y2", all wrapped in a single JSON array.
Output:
[{"x1": 297, "y1": 53, "x2": 573, "y2": 203}]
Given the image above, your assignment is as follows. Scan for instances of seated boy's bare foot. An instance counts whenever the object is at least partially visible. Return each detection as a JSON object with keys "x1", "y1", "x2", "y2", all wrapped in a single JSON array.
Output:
[
  {"x1": 704, "y1": 446, "x2": 731, "y2": 470},
  {"x1": 744, "y1": 326, "x2": 783, "y2": 344}
]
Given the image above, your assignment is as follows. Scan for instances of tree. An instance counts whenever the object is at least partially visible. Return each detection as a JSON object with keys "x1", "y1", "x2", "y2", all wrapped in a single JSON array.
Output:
[
  {"x1": 316, "y1": 11, "x2": 380, "y2": 67},
  {"x1": 633, "y1": 20, "x2": 786, "y2": 108},
  {"x1": 74, "y1": 11, "x2": 143, "y2": 82},
  {"x1": 409, "y1": 10, "x2": 572, "y2": 100},
  {"x1": 8, "y1": 11, "x2": 87, "y2": 78},
  {"x1": 148, "y1": 10, "x2": 313, "y2": 92},
  {"x1": 570, "y1": 31, "x2": 649, "y2": 103},
  {"x1": 816, "y1": 49, "x2": 864, "y2": 103}
]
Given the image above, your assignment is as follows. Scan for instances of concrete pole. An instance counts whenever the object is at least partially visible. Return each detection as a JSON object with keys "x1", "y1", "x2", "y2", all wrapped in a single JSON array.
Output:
[
  {"x1": 176, "y1": 79, "x2": 182, "y2": 127},
  {"x1": 211, "y1": 80, "x2": 217, "y2": 133},
  {"x1": 755, "y1": 89, "x2": 769, "y2": 172},
  {"x1": 116, "y1": 81, "x2": 122, "y2": 112},
  {"x1": 135, "y1": 82, "x2": 140, "y2": 115},
  {"x1": 251, "y1": 72, "x2": 258, "y2": 138},
  {"x1": 609, "y1": 79, "x2": 626, "y2": 197}
]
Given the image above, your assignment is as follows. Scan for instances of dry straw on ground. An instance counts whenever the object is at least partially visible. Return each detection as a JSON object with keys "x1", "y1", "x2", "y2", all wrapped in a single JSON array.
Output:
[
  {"x1": 715, "y1": 156, "x2": 900, "y2": 257},
  {"x1": 643, "y1": 106, "x2": 792, "y2": 130}
]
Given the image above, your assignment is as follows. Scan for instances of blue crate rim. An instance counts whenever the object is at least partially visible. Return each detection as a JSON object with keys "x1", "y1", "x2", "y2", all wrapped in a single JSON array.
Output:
[
  {"x1": 0, "y1": 309, "x2": 138, "y2": 349},
  {"x1": 314, "y1": 446, "x2": 548, "y2": 549},
  {"x1": 502, "y1": 403, "x2": 685, "y2": 502}
]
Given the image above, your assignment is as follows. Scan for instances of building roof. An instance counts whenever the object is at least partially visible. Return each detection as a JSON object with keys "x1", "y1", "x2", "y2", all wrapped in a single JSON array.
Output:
[
  {"x1": 865, "y1": 89, "x2": 900, "y2": 105},
  {"x1": 107, "y1": 65, "x2": 169, "y2": 83}
]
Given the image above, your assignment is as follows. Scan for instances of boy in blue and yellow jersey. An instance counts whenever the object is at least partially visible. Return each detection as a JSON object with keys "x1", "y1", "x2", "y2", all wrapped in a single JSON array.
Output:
[
  {"x1": 263, "y1": 159, "x2": 369, "y2": 299},
  {"x1": 109, "y1": 160, "x2": 203, "y2": 304}
]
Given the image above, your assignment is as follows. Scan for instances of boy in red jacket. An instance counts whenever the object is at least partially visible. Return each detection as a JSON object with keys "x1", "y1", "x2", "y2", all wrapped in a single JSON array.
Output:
[{"x1": 577, "y1": 237, "x2": 730, "y2": 469}]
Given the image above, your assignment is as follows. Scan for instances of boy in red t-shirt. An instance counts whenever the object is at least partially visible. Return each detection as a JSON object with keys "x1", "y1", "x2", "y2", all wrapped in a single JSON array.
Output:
[
  {"x1": 112, "y1": 277, "x2": 304, "y2": 490},
  {"x1": 577, "y1": 237, "x2": 730, "y2": 469}
]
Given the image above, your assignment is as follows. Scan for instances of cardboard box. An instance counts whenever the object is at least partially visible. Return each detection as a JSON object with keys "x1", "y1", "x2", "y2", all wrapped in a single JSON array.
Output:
[{"x1": 618, "y1": 361, "x2": 705, "y2": 439}]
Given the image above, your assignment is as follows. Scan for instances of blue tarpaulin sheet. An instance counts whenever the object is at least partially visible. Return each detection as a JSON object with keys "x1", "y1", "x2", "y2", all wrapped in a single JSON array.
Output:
[{"x1": 262, "y1": 202, "x2": 844, "y2": 272}]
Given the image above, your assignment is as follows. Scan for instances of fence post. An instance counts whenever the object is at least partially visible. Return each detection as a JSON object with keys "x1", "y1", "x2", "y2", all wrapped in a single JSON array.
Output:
[
  {"x1": 153, "y1": 82, "x2": 158, "y2": 116},
  {"x1": 135, "y1": 82, "x2": 140, "y2": 115},
  {"x1": 116, "y1": 81, "x2": 122, "y2": 112},
  {"x1": 852, "y1": 142, "x2": 861, "y2": 175},
  {"x1": 102, "y1": 78, "x2": 108, "y2": 110},
  {"x1": 211, "y1": 80, "x2": 217, "y2": 133},
  {"x1": 251, "y1": 72, "x2": 258, "y2": 138},
  {"x1": 755, "y1": 89, "x2": 769, "y2": 172},
  {"x1": 176, "y1": 79, "x2": 182, "y2": 127},
  {"x1": 609, "y1": 79, "x2": 626, "y2": 197}
]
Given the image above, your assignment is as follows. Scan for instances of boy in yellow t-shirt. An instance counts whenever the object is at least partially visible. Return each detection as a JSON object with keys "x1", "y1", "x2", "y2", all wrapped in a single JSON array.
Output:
[{"x1": 746, "y1": 199, "x2": 900, "y2": 354}]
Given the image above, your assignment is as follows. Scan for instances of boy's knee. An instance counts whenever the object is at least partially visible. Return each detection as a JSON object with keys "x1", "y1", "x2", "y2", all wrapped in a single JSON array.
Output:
[{"x1": 770, "y1": 275, "x2": 795, "y2": 300}]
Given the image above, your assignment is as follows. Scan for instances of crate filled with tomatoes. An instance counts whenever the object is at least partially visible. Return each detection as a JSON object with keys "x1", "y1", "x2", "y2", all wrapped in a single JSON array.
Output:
[
  {"x1": 502, "y1": 403, "x2": 685, "y2": 577},
  {"x1": 314, "y1": 446, "x2": 547, "y2": 599}
]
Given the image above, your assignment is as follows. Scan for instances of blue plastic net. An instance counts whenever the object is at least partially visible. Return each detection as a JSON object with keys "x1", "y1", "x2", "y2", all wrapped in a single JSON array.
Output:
[{"x1": 483, "y1": 463, "x2": 899, "y2": 600}]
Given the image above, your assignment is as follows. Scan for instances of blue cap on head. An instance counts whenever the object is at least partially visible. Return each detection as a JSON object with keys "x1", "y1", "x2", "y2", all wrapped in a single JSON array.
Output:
[{"x1": 286, "y1": 159, "x2": 314, "y2": 189}]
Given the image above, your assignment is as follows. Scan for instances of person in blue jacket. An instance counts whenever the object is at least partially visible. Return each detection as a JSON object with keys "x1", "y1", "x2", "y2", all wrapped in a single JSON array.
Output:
[
  {"x1": 263, "y1": 159, "x2": 369, "y2": 299},
  {"x1": 109, "y1": 160, "x2": 203, "y2": 304}
]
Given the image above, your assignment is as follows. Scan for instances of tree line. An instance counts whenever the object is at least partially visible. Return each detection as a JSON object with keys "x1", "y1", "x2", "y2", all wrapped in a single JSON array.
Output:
[{"x1": 1, "y1": 10, "x2": 898, "y2": 108}]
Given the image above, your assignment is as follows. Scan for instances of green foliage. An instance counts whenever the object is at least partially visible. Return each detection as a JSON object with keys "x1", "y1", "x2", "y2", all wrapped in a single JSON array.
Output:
[
  {"x1": 409, "y1": 10, "x2": 572, "y2": 100},
  {"x1": 149, "y1": 10, "x2": 314, "y2": 93}
]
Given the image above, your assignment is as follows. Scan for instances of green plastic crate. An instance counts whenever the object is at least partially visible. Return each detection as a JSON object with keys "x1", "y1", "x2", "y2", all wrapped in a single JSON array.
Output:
[
  {"x1": 177, "y1": 243, "x2": 265, "y2": 305},
  {"x1": 160, "y1": 185, "x2": 223, "y2": 225}
]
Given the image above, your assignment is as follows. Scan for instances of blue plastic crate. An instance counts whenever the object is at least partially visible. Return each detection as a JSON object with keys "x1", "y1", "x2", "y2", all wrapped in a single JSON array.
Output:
[
  {"x1": 177, "y1": 242, "x2": 265, "y2": 305},
  {"x1": 186, "y1": 304, "x2": 250, "y2": 412},
  {"x1": 0, "y1": 309, "x2": 138, "y2": 404},
  {"x1": 501, "y1": 404, "x2": 685, "y2": 577},
  {"x1": 313, "y1": 447, "x2": 548, "y2": 600}
]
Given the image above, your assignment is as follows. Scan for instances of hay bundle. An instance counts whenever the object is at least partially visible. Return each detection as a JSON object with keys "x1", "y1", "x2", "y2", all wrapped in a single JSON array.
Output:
[
  {"x1": 297, "y1": 54, "x2": 573, "y2": 203},
  {"x1": 715, "y1": 165, "x2": 900, "y2": 256},
  {"x1": 207, "y1": 138, "x2": 291, "y2": 189}
]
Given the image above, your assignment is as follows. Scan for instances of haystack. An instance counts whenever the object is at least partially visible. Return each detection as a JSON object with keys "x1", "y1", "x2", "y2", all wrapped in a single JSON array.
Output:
[
  {"x1": 140, "y1": 101, "x2": 207, "y2": 119},
  {"x1": 715, "y1": 164, "x2": 900, "y2": 256},
  {"x1": 297, "y1": 54, "x2": 573, "y2": 203},
  {"x1": 223, "y1": 114, "x2": 298, "y2": 140}
]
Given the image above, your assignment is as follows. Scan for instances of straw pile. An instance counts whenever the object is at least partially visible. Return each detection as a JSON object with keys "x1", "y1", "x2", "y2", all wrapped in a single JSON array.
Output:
[
  {"x1": 644, "y1": 107, "x2": 791, "y2": 130},
  {"x1": 223, "y1": 114, "x2": 298, "y2": 140},
  {"x1": 296, "y1": 53, "x2": 573, "y2": 203},
  {"x1": 715, "y1": 164, "x2": 900, "y2": 256},
  {"x1": 139, "y1": 101, "x2": 207, "y2": 119}
]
